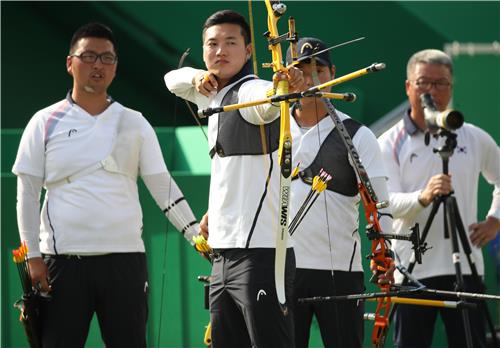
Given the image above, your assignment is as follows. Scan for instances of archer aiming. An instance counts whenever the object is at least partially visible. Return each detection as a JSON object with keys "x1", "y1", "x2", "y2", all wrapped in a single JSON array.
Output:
[{"x1": 164, "y1": 9, "x2": 303, "y2": 348}]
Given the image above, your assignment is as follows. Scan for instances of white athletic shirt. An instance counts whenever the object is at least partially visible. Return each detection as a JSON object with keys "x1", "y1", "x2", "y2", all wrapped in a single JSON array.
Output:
[
  {"x1": 378, "y1": 111, "x2": 500, "y2": 282},
  {"x1": 165, "y1": 67, "x2": 293, "y2": 249},
  {"x1": 291, "y1": 111, "x2": 389, "y2": 271},
  {"x1": 13, "y1": 95, "x2": 199, "y2": 257}
]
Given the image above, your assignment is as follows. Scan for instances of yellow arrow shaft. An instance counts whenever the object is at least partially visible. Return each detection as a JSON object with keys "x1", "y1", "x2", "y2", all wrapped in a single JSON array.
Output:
[
  {"x1": 308, "y1": 66, "x2": 373, "y2": 92},
  {"x1": 367, "y1": 297, "x2": 459, "y2": 308},
  {"x1": 216, "y1": 92, "x2": 353, "y2": 114}
]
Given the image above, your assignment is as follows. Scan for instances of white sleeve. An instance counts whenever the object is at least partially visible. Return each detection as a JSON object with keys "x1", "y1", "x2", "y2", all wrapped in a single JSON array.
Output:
[
  {"x1": 477, "y1": 128, "x2": 500, "y2": 220},
  {"x1": 489, "y1": 185, "x2": 500, "y2": 220},
  {"x1": 142, "y1": 173, "x2": 199, "y2": 245},
  {"x1": 371, "y1": 176, "x2": 394, "y2": 235},
  {"x1": 138, "y1": 118, "x2": 199, "y2": 244},
  {"x1": 352, "y1": 126, "x2": 393, "y2": 234},
  {"x1": 239, "y1": 79, "x2": 280, "y2": 125},
  {"x1": 138, "y1": 120, "x2": 168, "y2": 176},
  {"x1": 164, "y1": 67, "x2": 209, "y2": 106},
  {"x1": 352, "y1": 126, "x2": 387, "y2": 179},
  {"x1": 378, "y1": 134, "x2": 425, "y2": 220},
  {"x1": 12, "y1": 113, "x2": 46, "y2": 178},
  {"x1": 16, "y1": 174, "x2": 43, "y2": 258}
]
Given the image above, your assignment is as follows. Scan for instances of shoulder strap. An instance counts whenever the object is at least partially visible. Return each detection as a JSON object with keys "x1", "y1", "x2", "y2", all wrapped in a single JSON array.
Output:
[{"x1": 44, "y1": 108, "x2": 135, "y2": 189}]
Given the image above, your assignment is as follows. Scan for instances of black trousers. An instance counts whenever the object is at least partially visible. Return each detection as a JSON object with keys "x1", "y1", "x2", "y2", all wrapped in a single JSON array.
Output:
[
  {"x1": 209, "y1": 248, "x2": 296, "y2": 348},
  {"x1": 293, "y1": 269, "x2": 364, "y2": 348},
  {"x1": 393, "y1": 275, "x2": 487, "y2": 348},
  {"x1": 40, "y1": 253, "x2": 148, "y2": 348}
]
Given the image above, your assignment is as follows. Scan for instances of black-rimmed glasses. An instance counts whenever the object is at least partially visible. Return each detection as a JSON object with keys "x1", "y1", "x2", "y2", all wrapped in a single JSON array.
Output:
[
  {"x1": 412, "y1": 78, "x2": 451, "y2": 91},
  {"x1": 71, "y1": 51, "x2": 118, "y2": 65}
]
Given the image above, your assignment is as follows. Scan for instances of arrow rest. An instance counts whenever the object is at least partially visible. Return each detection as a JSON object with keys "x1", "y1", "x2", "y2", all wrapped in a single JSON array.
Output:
[{"x1": 366, "y1": 223, "x2": 430, "y2": 265}]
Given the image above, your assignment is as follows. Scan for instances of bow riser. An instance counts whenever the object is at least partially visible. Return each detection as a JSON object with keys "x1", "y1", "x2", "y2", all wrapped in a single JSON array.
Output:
[
  {"x1": 319, "y1": 95, "x2": 393, "y2": 347},
  {"x1": 264, "y1": 0, "x2": 295, "y2": 313}
]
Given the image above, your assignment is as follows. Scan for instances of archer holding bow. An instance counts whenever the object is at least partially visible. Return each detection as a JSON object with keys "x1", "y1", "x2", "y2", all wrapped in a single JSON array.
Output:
[
  {"x1": 164, "y1": 9, "x2": 303, "y2": 348},
  {"x1": 287, "y1": 36, "x2": 395, "y2": 348}
]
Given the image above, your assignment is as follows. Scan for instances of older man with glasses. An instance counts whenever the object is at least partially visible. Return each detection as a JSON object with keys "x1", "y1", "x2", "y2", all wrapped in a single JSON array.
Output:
[
  {"x1": 378, "y1": 49, "x2": 500, "y2": 348},
  {"x1": 12, "y1": 22, "x2": 201, "y2": 347}
]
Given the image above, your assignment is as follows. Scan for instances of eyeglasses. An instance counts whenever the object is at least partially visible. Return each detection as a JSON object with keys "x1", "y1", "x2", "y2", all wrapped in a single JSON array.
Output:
[
  {"x1": 412, "y1": 78, "x2": 451, "y2": 91},
  {"x1": 71, "y1": 51, "x2": 118, "y2": 65}
]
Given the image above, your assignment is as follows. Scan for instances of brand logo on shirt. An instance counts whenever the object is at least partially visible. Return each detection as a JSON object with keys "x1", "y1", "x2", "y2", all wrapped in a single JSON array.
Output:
[
  {"x1": 68, "y1": 129, "x2": 78, "y2": 137},
  {"x1": 457, "y1": 146, "x2": 467, "y2": 154},
  {"x1": 257, "y1": 289, "x2": 267, "y2": 301},
  {"x1": 410, "y1": 153, "x2": 418, "y2": 163}
]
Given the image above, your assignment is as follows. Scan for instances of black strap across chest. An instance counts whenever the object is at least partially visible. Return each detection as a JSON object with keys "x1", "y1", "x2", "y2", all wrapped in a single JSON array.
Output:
[{"x1": 295, "y1": 118, "x2": 362, "y2": 196}]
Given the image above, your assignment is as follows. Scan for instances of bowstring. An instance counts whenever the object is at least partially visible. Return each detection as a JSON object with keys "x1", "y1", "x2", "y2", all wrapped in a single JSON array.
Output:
[
  {"x1": 310, "y1": 57, "x2": 343, "y2": 347},
  {"x1": 248, "y1": 0, "x2": 259, "y2": 77},
  {"x1": 157, "y1": 49, "x2": 193, "y2": 347}
]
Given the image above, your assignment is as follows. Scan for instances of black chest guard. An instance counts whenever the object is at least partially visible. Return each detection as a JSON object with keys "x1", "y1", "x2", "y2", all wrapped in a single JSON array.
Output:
[
  {"x1": 296, "y1": 118, "x2": 362, "y2": 196},
  {"x1": 209, "y1": 77, "x2": 280, "y2": 158}
]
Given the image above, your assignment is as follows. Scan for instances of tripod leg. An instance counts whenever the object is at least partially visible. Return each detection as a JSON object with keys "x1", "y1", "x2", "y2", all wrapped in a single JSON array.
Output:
[
  {"x1": 446, "y1": 198, "x2": 474, "y2": 348},
  {"x1": 443, "y1": 197, "x2": 450, "y2": 239},
  {"x1": 451, "y1": 197, "x2": 498, "y2": 348},
  {"x1": 404, "y1": 199, "x2": 441, "y2": 281},
  {"x1": 451, "y1": 197, "x2": 479, "y2": 280},
  {"x1": 389, "y1": 199, "x2": 442, "y2": 325}
]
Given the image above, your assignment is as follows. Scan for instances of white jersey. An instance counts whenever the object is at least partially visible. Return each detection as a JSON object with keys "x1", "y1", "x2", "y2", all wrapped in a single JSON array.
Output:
[
  {"x1": 291, "y1": 111, "x2": 387, "y2": 271},
  {"x1": 378, "y1": 111, "x2": 500, "y2": 282},
  {"x1": 13, "y1": 95, "x2": 198, "y2": 256},
  {"x1": 165, "y1": 67, "x2": 292, "y2": 249}
]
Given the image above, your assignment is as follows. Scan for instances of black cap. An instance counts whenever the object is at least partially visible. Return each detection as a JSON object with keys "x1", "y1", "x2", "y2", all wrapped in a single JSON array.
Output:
[{"x1": 286, "y1": 37, "x2": 332, "y2": 67}]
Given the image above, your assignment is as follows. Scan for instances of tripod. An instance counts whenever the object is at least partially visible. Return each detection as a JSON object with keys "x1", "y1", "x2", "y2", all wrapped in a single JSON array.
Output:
[{"x1": 402, "y1": 129, "x2": 498, "y2": 348}]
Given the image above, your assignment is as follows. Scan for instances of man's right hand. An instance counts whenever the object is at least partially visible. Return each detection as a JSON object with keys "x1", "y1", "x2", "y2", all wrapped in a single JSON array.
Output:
[
  {"x1": 28, "y1": 257, "x2": 51, "y2": 292},
  {"x1": 418, "y1": 174, "x2": 453, "y2": 207},
  {"x1": 193, "y1": 72, "x2": 218, "y2": 97}
]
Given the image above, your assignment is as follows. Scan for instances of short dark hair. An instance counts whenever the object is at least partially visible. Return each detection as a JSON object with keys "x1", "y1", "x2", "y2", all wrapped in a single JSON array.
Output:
[
  {"x1": 202, "y1": 10, "x2": 251, "y2": 45},
  {"x1": 69, "y1": 22, "x2": 117, "y2": 54}
]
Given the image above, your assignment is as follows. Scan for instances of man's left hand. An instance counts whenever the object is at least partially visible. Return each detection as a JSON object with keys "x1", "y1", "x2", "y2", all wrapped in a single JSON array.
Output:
[
  {"x1": 370, "y1": 259, "x2": 395, "y2": 285},
  {"x1": 469, "y1": 216, "x2": 500, "y2": 248},
  {"x1": 286, "y1": 66, "x2": 305, "y2": 91},
  {"x1": 273, "y1": 67, "x2": 305, "y2": 92}
]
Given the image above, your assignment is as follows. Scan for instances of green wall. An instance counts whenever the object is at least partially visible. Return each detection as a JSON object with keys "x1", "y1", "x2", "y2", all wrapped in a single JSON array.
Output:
[{"x1": 2, "y1": 1, "x2": 499, "y2": 129}]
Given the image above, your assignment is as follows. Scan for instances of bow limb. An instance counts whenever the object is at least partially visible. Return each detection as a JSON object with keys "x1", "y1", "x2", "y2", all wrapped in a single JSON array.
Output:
[
  {"x1": 359, "y1": 182, "x2": 393, "y2": 348},
  {"x1": 264, "y1": 0, "x2": 293, "y2": 314},
  {"x1": 316, "y1": 72, "x2": 391, "y2": 346},
  {"x1": 178, "y1": 49, "x2": 209, "y2": 140},
  {"x1": 316, "y1": 90, "x2": 393, "y2": 346},
  {"x1": 248, "y1": 0, "x2": 259, "y2": 76}
]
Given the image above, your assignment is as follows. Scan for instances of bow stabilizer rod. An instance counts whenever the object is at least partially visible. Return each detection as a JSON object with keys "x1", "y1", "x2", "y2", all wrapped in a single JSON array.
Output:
[
  {"x1": 303, "y1": 63, "x2": 385, "y2": 96},
  {"x1": 197, "y1": 62, "x2": 383, "y2": 118}
]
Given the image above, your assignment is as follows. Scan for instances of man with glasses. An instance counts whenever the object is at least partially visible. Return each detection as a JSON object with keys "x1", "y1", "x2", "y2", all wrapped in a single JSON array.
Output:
[
  {"x1": 12, "y1": 22, "x2": 201, "y2": 347},
  {"x1": 378, "y1": 49, "x2": 500, "y2": 347}
]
